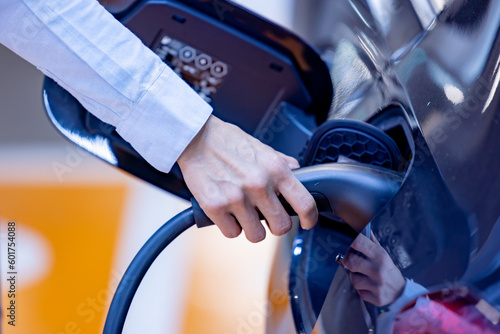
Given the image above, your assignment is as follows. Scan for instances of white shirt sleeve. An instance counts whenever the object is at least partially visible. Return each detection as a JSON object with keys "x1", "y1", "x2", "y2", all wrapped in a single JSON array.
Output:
[{"x1": 0, "y1": 0, "x2": 213, "y2": 173}]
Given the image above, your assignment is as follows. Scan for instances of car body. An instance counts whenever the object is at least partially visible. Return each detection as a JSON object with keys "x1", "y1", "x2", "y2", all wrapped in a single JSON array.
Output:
[{"x1": 43, "y1": 1, "x2": 500, "y2": 332}]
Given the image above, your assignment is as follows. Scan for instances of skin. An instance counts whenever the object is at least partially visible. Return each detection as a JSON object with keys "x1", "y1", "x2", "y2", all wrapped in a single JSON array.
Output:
[
  {"x1": 340, "y1": 232, "x2": 406, "y2": 307},
  {"x1": 177, "y1": 115, "x2": 318, "y2": 243},
  {"x1": 96, "y1": 0, "x2": 319, "y2": 240}
]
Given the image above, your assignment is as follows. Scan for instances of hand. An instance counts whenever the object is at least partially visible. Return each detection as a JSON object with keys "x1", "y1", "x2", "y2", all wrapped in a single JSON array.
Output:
[
  {"x1": 340, "y1": 232, "x2": 405, "y2": 307},
  {"x1": 177, "y1": 115, "x2": 318, "y2": 243}
]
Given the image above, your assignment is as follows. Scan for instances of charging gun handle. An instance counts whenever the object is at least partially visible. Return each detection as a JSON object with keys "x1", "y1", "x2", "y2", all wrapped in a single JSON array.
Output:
[
  {"x1": 191, "y1": 192, "x2": 331, "y2": 228},
  {"x1": 190, "y1": 163, "x2": 403, "y2": 231}
]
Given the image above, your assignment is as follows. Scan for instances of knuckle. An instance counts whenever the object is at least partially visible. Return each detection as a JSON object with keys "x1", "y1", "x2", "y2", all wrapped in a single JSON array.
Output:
[
  {"x1": 227, "y1": 191, "x2": 245, "y2": 207},
  {"x1": 202, "y1": 199, "x2": 229, "y2": 216},
  {"x1": 352, "y1": 236, "x2": 363, "y2": 248},
  {"x1": 292, "y1": 195, "x2": 316, "y2": 218},
  {"x1": 267, "y1": 155, "x2": 289, "y2": 177},
  {"x1": 243, "y1": 176, "x2": 268, "y2": 193},
  {"x1": 300, "y1": 197, "x2": 317, "y2": 215}
]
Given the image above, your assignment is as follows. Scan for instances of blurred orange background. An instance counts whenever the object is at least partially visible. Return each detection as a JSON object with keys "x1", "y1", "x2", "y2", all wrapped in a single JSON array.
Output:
[{"x1": 0, "y1": 1, "x2": 295, "y2": 333}]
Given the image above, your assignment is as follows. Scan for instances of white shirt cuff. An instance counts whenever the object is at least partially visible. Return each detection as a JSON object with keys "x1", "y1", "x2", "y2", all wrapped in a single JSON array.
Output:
[{"x1": 117, "y1": 65, "x2": 213, "y2": 173}]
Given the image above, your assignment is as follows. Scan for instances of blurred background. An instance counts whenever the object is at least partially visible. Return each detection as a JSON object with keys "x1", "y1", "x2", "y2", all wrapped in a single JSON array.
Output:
[{"x1": 0, "y1": 0, "x2": 297, "y2": 333}]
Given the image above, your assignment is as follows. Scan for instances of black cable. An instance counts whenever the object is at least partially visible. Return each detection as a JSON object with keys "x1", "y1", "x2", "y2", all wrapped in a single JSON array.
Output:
[
  {"x1": 102, "y1": 163, "x2": 403, "y2": 333},
  {"x1": 103, "y1": 207, "x2": 195, "y2": 334}
]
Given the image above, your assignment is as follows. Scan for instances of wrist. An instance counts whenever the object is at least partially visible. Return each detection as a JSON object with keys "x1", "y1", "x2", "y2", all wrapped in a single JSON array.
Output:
[{"x1": 177, "y1": 115, "x2": 216, "y2": 167}]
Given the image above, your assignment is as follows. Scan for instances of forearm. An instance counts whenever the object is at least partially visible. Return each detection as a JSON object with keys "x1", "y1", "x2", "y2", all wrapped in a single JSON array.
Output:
[
  {"x1": 0, "y1": 0, "x2": 212, "y2": 172},
  {"x1": 0, "y1": 0, "x2": 319, "y2": 242}
]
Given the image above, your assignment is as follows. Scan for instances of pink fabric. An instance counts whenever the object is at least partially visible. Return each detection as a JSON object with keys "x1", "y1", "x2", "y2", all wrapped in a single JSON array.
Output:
[{"x1": 393, "y1": 297, "x2": 500, "y2": 334}]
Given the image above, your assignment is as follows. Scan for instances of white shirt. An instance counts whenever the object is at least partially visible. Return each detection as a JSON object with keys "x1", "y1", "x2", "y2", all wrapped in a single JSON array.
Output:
[{"x1": 0, "y1": 0, "x2": 213, "y2": 173}]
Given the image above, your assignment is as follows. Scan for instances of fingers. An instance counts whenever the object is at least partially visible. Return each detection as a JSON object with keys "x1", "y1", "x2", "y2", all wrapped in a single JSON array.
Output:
[
  {"x1": 201, "y1": 186, "x2": 267, "y2": 242},
  {"x1": 200, "y1": 180, "x2": 291, "y2": 242},
  {"x1": 254, "y1": 191, "x2": 292, "y2": 236},
  {"x1": 231, "y1": 202, "x2": 267, "y2": 243},
  {"x1": 351, "y1": 270, "x2": 404, "y2": 307},
  {"x1": 341, "y1": 232, "x2": 407, "y2": 306},
  {"x1": 277, "y1": 170, "x2": 318, "y2": 230},
  {"x1": 341, "y1": 250, "x2": 376, "y2": 277},
  {"x1": 342, "y1": 233, "x2": 387, "y2": 276},
  {"x1": 349, "y1": 233, "x2": 378, "y2": 257},
  {"x1": 350, "y1": 272, "x2": 375, "y2": 291},
  {"x1": 277, "y1": 152, "x2": 300, "y2": 169},
  {"x1": 177, "y1": 116, "x2": 317, "y2": 242},
  {"x1": 215, "y1": 214, "x2": 243, "y2": 239},
  {"x1": 200, "y1": 197, "x2": 243, "y2": 239}
]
